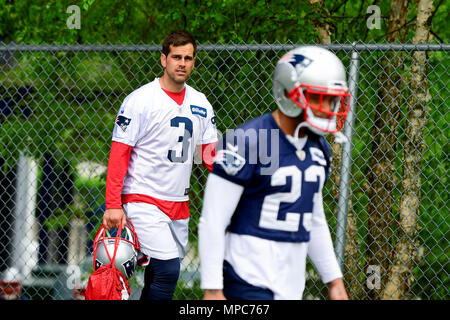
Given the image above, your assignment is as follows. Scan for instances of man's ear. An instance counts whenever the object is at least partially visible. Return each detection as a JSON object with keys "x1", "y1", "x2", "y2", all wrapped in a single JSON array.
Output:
[{"x1": 161, "y1": 53, "x2": 167, "y2": 68}]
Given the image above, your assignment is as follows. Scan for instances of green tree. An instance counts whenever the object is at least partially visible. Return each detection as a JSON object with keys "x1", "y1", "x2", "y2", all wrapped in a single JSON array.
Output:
[{"x1": 0, "y1": 0, "x2": 447, "y2": 300}]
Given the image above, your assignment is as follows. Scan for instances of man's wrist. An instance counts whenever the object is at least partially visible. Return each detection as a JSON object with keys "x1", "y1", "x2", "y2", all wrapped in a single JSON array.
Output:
[{"x1": 105, "y1": 205, "x2": 123, "y2": 210}]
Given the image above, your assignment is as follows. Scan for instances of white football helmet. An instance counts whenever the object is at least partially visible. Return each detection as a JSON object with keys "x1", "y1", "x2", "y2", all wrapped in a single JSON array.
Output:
[
  {"x1": 93, "y1": 220, "x2": 140, "y2": 279},
  {"x1": 273, "y1": 45, "x2": 351, "y2": 135}
]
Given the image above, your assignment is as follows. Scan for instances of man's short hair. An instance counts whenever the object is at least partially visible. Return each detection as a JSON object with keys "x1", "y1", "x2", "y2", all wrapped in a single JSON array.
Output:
[{"x1": 162, "y1": 30, "x2": 197, "y2": 57}]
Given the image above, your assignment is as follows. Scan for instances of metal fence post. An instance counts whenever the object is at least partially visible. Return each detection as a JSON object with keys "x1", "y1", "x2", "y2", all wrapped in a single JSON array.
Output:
[{"x1": 334, "y1": 49, "x2": 360, "y2": 269}]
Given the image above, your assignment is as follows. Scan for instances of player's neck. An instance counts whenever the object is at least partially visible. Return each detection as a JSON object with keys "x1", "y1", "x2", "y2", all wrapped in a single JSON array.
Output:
[
  {"x1": 273, "y1": 110, "x2": 307, "y2": 138},
  {"x1": 159, "y1": 75, "x2": 185, "y2": 93}
]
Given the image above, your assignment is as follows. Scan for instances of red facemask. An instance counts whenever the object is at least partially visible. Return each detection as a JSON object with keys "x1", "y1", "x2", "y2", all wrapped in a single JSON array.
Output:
[{"x1": 289, "y1": 83, "x2": 351, "y2": 133}]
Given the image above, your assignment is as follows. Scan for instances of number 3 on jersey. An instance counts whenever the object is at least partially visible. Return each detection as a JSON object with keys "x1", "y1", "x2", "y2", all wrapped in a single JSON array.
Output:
[
  {"x1": 259, "y1": 165, "x2": 325, "y2": 232},
  {"x1": 167, "y1": 116, "x2": 193, "y2": 163}
]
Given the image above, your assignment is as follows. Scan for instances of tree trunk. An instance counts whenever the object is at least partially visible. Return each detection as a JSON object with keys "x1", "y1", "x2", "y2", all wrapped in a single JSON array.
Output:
[
  {"x1": 308, "y1": 0, "x2": 332, "y2": 44},
  {"x1": 343, "y1": 207, "x2": 365, "y2": 299},
  {"x1": 365, "y1": 0, "x2": 410, "y2": 300},
  {"x1": 382, "y1": 0, "x2": 433, "y2": 300}
]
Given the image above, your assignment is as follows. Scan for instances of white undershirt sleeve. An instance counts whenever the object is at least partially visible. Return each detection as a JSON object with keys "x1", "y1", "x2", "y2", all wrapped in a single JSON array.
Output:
[
  {"x1": 307, "y1": 192, "x2": 343, "y2": 284},
  {"x1": 198, "y1": 173, "x2": 244, "y2": 289}
]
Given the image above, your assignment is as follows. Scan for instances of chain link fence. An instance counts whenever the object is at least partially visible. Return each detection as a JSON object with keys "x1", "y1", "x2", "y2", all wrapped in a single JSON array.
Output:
[{"x1": 0, "y1": 42, "x2": 448, "y2": 300}]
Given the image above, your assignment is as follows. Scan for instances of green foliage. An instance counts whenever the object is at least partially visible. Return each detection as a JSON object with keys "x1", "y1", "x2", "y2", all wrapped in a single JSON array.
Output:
[
  {"x1": 343, "y1": 49, "x2": 449, "y2": 299},
  {"x1": 1, "y1": 0, "x2": 446, "y2": 44},
  {"x1": 0, "y1": 0, "x2": 447, "y2": 300},
  {"x1": 44, "y1": 171, "x2": 106, "y2": 232},
  {"x1": 174, "y1": 279, "x2": 203, "y2": 300}
]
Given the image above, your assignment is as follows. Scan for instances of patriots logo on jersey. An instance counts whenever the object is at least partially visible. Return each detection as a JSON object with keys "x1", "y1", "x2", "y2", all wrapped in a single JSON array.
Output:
[
  {"x1": 116, "y1": 115, "x2": 131, "y2": 132},
  {"x1": 215, "y1": 143, "x2": 245, "y2": 176}
]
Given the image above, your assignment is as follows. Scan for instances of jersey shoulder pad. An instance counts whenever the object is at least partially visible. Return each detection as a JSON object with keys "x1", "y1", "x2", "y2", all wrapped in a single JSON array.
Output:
[
  {"x1": 212, "y1": 118, "x2": 265, "y2": 184},
  {"x1": 121, "y1": 82, "x2": 155, "y2": 111}
]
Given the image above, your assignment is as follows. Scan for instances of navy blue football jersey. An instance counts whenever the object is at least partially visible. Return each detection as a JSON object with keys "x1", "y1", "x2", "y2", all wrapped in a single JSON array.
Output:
[{"x1": 212, "y1": 113, "x2": 331, "y2": 243}]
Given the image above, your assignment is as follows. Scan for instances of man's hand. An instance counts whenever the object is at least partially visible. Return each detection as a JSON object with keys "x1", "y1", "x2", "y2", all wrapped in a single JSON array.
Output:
[
  {"x1": 327, "y1": 278, "x2": 349, "y2": 300},
  {"x1": 103, "y1": 208, "x2": 126, "y2": 230},
  {"x1": 203, "y1": 289, "x2": 227, "y2": 300}
]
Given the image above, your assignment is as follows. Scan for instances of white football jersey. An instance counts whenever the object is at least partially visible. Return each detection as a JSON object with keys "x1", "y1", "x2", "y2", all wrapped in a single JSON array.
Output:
[{"x1": 112, "y1": 78, "x2": 217, "y2": 201}]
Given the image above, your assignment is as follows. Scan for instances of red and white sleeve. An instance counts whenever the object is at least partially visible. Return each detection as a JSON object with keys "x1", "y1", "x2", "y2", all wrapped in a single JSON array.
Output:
[{"x1": 105, "y1": 141, "x2": 132, "y2": 210}]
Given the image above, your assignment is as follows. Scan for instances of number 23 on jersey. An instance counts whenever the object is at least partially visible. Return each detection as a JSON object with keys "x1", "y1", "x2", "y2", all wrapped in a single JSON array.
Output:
[{"x1": 259, "y1": 165, "x2": 325, "y2": 233}]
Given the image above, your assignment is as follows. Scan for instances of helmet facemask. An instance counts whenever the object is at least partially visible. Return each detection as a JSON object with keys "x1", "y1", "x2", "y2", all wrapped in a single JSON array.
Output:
[{"x1": 288, "y1": 83, "x2": 350, "y2": 135}]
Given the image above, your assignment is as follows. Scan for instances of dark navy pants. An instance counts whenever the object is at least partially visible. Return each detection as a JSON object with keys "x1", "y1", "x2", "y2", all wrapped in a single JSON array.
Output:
[
  {"x1": 140, "y1": 257, "x2": 180, "y2": 300},
  {"x1": 223, "y1": 260, "x2": 274, "y2": 300}
]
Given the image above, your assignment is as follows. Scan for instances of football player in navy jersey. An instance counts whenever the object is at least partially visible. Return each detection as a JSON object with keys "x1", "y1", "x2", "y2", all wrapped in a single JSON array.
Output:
[{"x1": 199, "y1": 46, "x2": 350, "y2": 300}]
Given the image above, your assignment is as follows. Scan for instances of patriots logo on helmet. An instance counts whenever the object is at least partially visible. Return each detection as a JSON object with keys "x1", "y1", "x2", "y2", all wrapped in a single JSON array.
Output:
[
  {"x1": 122, "y1": 258, "x2": 136, "y2": 279},
  {"x1": 280, "y1": 53, "x2": 313, "y2": 76},
  {"x1": 280, "y1": 53, "x2": 312, "y2": 68},
  {"x1": 215, "y1": 143, "x2": 245, "y2": 176},
  {"x1": 95, "y1": 259, "x2": 102, "y2": 270}
]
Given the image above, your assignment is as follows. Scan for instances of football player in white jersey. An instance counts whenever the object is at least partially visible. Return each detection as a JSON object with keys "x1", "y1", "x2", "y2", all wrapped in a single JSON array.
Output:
[
  {"x1": 102, "y1": 30, "x2": 217, "y2": 300},
  {"x1": 199, "y1": 46, "x2": 349, "y2": 300}
]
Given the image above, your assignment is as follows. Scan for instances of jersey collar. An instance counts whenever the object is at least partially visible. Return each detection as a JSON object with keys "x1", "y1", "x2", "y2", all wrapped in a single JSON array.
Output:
[{"x1": 267, "y1": 113, "x2": 308, "y2": 154}]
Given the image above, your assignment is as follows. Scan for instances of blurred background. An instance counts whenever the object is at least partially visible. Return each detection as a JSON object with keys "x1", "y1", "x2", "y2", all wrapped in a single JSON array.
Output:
[{"x1": 0, "y1": 0, "x2": 448, "y2": 300}]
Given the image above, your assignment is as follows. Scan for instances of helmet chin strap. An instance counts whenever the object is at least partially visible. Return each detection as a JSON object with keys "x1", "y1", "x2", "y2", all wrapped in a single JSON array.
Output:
[
  {"x1": 293, "y1": 117, "x2": 348, "y2": 145},
  {"x1": 293, "y1": 121, "x2": 310, "y2": 139}
]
